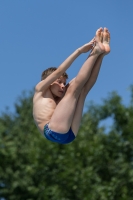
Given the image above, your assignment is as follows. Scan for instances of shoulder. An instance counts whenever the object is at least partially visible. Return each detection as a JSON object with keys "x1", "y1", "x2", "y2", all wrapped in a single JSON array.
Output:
[
  {"x1": 34, "y1": 81, "x2": 46, "y2": 92},
  {"x1": 34, "y1": 87, "x2": 53, "y2": 100}
]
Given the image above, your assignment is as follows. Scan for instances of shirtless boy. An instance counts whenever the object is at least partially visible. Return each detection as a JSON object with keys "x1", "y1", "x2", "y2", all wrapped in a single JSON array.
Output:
[{"x1": 33, "y1": 27, "x2": 110, "y2": 144}]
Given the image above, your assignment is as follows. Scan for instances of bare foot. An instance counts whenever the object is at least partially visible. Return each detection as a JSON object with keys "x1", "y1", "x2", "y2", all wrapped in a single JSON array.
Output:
[
  {"x1": 102, "y1": 27, "x2": 110, "y2": 54},
  {"x1": 90, "y1": 28, "x2": 105, "y2": 55}
]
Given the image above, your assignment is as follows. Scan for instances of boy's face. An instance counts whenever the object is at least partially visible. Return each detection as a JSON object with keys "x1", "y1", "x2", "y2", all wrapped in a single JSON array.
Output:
[{"x1": 50, "y1": 76, "x2": 67, "y2": 98}]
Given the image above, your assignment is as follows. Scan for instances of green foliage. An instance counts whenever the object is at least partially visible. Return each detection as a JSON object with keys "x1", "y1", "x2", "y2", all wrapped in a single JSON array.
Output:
[{"x1": 0, "y1": 87, "x2": 133, "y2": 200}]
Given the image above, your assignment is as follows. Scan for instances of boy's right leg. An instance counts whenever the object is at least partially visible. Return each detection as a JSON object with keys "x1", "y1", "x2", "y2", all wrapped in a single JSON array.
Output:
[
  {"x1": 71, "y1": 28, "x2": 110, "y2": 135},
  {"x1": 70, "y1": 54, "x2": 105, "y2": 136},
  {"x1": 49, "y1": 28, "x2": 106, "y2": 133}
]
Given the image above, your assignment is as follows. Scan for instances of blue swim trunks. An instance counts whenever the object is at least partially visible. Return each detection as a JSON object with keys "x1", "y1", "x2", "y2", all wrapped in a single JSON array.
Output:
[{"x1": 44, "y1": 124, "x2": 75, "y2": 144}]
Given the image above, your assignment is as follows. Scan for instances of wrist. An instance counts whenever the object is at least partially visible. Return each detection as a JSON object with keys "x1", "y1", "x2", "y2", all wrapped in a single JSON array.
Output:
[{"x1": 76, "y1": 48, "x2": 82, "y2": 55}]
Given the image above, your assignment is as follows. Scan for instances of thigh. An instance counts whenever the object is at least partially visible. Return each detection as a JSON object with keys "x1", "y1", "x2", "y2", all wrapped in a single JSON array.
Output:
[
  {"x1": 71, "y1": 90, "x2": 86, "y2": 136},
  {"x1": 49, "y1": 78, "x2": 86, "y2": 133},
  {"x1": 49, "y1": 92, "x2": 78, "y2": 133}
]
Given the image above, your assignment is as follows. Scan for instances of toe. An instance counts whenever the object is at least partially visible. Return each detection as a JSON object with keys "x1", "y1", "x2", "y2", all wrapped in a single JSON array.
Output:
[{"x1": 104, "y1": 27, "x2": 109, "y2": 33}]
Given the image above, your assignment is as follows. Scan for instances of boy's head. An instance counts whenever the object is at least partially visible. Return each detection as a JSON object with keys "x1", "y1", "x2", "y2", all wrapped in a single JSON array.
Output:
[{"x1": 41, "y1": 67, "x2": 68, "y2": 81}]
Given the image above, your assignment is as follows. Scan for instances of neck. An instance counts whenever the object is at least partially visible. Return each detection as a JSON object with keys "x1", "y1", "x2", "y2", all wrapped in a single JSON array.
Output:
[{"x1": 52, "y1": 94, "x2": 61, "y2": 104}]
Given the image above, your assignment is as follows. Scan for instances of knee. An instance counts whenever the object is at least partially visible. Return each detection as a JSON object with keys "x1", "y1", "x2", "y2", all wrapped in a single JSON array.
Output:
[{"x1": 66, "y1": 82, "x2": 80, "y2": 97}]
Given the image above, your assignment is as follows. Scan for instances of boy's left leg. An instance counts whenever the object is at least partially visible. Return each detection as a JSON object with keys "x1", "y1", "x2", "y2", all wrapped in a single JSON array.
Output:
[{"x1": 49, "y1": 28, "x2": 104, "y2": 134}]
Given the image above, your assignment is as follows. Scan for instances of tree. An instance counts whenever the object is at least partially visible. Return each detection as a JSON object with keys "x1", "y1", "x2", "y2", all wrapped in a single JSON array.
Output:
[{"x1": 0, "y1": 87, "x2": 133, "y2": 200}]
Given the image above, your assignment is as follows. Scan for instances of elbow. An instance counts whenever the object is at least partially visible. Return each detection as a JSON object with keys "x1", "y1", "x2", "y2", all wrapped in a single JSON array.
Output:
[{"x1": 35, "y1": 83, "x2": 42, "y2": 92}]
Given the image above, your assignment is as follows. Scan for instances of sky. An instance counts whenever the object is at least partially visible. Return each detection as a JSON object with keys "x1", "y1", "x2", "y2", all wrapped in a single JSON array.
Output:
[{"x1": 0, "y1": 1, "x2": 133, "y2": 116}]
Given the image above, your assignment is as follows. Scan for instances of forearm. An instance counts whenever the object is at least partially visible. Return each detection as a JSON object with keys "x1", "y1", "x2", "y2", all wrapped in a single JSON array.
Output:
[
  {"x1": 57, "y1": 49, "x2": 81, "y2": 75},
  {"x1": 35, "y1": 41, "x2": 93, "y2": 92},
  {"x1": 56, "y1": 39, "x2": 94, "y2": 76}
]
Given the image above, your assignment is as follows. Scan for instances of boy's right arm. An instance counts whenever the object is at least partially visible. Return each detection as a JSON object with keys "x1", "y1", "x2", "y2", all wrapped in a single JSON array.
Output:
[{"x1": 35, "y1": 40, "x2": 94, "y2": 92}]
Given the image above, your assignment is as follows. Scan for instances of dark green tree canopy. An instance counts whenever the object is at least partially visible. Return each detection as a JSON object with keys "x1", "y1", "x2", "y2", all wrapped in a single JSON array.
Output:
[{"x1": 0, "y1": 86, "x2": 133, "y2": 200}]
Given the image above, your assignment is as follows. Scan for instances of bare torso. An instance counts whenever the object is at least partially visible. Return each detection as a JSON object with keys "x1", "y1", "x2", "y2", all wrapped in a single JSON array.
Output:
[{"x1": 33, "y1": 89, "x2": 59, "y2": 134}]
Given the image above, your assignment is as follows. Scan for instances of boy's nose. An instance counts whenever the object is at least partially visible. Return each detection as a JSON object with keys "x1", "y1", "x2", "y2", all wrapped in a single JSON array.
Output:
[{"x1": 61, "y1": 83, "x2": 65, "y2": 88}]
